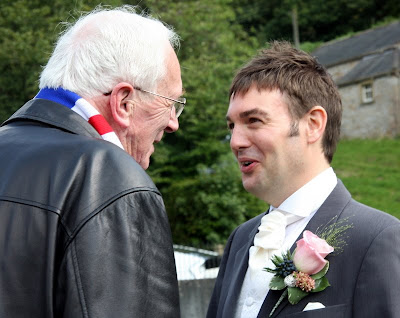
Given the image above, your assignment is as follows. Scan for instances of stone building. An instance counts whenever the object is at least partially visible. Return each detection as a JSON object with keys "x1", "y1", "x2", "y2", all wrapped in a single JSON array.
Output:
[{"x1": 312, "y1": 21, "x2": 400, "y2": 138}]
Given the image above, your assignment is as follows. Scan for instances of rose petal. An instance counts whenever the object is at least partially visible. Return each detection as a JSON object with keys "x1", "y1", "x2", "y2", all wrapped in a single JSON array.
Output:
[
  {"x1": 303, "y1": 230, "x2": 334, "y2": 257},
  {"x1": 293, "y1": 239, "x2": 328, "y2": 274}
]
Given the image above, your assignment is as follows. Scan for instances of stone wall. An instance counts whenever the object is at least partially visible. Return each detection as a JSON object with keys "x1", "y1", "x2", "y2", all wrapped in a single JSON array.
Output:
[
  {"x1": 339, "y1": 75, "x2": 400, "y2": 138},
  {"x1": 179, "y1": 278, "x2": 216, "y2": 318}
]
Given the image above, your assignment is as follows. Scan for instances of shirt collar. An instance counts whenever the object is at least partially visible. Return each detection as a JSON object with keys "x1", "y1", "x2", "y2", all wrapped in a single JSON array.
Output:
[{"x1": 271, "y1": 167, "x2": 337, "y2": 218}]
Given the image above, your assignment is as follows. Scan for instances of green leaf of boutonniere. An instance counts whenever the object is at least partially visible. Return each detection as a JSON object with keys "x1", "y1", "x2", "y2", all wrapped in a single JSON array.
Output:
[
  {"x1": 311, "y1": 262, "x2": 329, "y2": 280},
  {"x1": 270, "y1": 254, "x2": 284, "y2": 267},
  {"x1": 270, "y1": 276, "x2": 286, "y2": 290},
  {"x1": 288, "y1": 287, "x2": 308, "y2": 304},
  {"x1": 311, "y1": 276, "x2": 330, "y2": 293}
]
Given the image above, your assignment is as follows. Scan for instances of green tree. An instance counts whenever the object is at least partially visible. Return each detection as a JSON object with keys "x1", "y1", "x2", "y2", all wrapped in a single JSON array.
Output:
[
  {"x1": 232, "y1": 0, "x2": 400, "y2": 45},
  {"x1": 0, "y1": 0, "x2": 61, "y2": 121},
  {"x1": 144, "y1": 0, "x2": 267, "y2": 246},
  {"x1": 0, "y1": 0, "x2": 123, "y2": 122}
]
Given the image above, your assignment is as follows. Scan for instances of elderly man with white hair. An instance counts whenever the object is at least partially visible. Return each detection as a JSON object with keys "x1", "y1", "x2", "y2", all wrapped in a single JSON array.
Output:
[{"x1": 0, "y1": 5, "x2": 185, "y2": 317}]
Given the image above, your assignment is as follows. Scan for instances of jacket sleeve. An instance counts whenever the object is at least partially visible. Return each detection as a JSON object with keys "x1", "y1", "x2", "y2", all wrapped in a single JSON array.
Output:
[
  {"x1": 207, "y1": 227, "x2": 238, "y2": 318},
  {"x1": 353, "y1": 223, "x2": 400, "y2": 318},
  {"x1": 55, "y1": 190, "x2": 180, "y2": 318}
]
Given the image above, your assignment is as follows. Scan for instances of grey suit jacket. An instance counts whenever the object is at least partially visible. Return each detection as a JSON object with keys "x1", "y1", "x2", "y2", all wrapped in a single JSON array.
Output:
[{"x1": 207, "y1": 180, "x2": 400, "y2": 317}]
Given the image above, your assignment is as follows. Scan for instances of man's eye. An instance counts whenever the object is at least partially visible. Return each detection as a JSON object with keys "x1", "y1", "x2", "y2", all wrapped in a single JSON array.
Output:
[
  {"x1": 249, "y1": 118, "x2": 261, "y2": 124},
  {"x1": 227, "y1": 123, "x2": 234, "y2": 130}
]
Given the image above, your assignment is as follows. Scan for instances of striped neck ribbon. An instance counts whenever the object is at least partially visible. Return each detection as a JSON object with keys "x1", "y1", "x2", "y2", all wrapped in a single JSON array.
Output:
[{"x1": 35, "y1": 87, "x2": 124, "y2": 149}]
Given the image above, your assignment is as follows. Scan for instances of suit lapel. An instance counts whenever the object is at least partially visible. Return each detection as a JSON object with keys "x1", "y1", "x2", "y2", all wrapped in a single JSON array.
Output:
[
  {"x1": 222, "y1": 213, "x2": 266, "y2": 318},
  {"x1": 257, "y1": 289, "x2": 289, "y2": 318},
  {"x1": 257, "y1": 180, "x2": 352, "y2": 317}
]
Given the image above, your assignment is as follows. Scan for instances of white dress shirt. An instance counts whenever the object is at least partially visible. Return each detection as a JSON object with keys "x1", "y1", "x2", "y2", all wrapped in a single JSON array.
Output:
[{"x1": 234, "y1": 167, "x2": 337, "y2": 318}]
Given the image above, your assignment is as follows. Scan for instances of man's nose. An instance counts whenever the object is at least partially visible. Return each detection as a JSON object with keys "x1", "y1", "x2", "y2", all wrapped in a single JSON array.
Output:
[
  {"x1": 230, "y1": 126, "x2": 250, "y2": 151},
  {"x1": 165, "y1": 113, "x2": 179, "y2": 133}
]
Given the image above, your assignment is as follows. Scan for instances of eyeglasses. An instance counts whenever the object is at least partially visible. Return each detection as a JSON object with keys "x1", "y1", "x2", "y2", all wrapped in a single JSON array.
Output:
[
  {"x1": 104, "y1": 87, "x2": 186, "y2": 118},
  {"x1": 133, "y1": 87, "x2": 186, "y2": 118}
]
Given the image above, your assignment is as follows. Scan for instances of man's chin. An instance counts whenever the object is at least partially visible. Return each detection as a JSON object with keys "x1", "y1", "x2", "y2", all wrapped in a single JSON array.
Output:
[
  {"x1": 136, "y1": 156, "x2": 150, "y2": 170},
  {"x1": 242, "y1": 179, "x2": 256, "y2": 193},
  {"x1": 243, "y1": 179, "x2": 266, "y2": 198},
  {"x1": 141, "y1": 158, "x2": 151, "y2": 170},
  {"x1": 138, "y1": 151, "x2": 153, "y2": 170}
]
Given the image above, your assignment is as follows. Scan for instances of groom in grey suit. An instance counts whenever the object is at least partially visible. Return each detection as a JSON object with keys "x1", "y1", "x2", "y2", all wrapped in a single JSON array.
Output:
[{"x1": 207, "y1": 41, "x2": 400, "y2": 318}]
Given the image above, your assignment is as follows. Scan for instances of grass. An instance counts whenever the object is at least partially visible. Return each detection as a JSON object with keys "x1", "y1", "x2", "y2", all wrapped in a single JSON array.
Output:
[{"x1": 331, "y1": 138, "x2": 400, "y2": 219}]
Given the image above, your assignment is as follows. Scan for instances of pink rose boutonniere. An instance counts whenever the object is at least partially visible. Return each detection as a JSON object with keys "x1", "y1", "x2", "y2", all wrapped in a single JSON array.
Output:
[
  {"x1": 264, "y1": 218, "x2": 352, "y2": 317},
  {"x1": 294, "y1": 230, "x2": 334, "y2": 275}
]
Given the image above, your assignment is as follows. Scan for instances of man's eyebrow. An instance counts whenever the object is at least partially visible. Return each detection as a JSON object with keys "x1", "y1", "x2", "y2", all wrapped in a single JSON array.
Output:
[
  {"x1": 240, "y1": 108, "x2": 269, "y2": 119},
  {"x1": 226, "y1": 108, "x2": 269, "y2": 122}
]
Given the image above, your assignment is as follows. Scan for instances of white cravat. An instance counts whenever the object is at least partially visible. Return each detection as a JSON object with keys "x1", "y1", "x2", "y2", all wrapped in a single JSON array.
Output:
[{"x1": 248, "y1": 209, "x2": 302, "y2": 278}]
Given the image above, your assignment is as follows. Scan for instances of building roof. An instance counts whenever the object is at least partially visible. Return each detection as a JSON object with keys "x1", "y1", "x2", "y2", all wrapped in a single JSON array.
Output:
[
  {"x1": 336, "y1": 48, "x2": 400, "y2": 86},
  {"x1": 312, "y1": 21, "x2": 400, "y2": 67}
]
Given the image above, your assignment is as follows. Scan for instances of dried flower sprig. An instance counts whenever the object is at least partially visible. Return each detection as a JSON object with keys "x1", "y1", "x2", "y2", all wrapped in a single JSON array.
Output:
[{"x1": 315, "y1": 216, "x2": 353, "y2": 255}]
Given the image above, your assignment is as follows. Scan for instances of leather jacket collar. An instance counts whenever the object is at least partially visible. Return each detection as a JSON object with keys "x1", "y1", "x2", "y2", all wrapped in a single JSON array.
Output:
[{"x1": 2, "y1": 98, "x2": 100, "y2": 138}]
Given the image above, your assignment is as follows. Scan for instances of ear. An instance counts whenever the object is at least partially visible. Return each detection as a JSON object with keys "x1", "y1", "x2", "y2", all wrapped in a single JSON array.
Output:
[
  {"x1": 109, "y1": 82, "x2": 135, "y2": 128},
  {"x1": 306, "y1": 106, "x2": 327, "y2": 144}
]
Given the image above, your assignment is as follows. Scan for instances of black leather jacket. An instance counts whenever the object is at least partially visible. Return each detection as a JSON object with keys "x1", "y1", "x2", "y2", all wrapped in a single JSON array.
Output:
[{"x1": 0, "y1": 99, "x2": 180, "y2": 317}]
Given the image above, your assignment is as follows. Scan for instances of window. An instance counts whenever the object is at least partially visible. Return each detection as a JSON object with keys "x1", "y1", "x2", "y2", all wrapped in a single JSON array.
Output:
[{"x1": 361, "y1": 82, "x2": 374, "y2": 103}]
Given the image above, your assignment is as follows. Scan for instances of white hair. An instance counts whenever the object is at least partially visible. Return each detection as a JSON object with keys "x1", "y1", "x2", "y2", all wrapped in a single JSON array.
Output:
[{"x1": 39, "y1": 5, "x2": 180, "y2": 97}]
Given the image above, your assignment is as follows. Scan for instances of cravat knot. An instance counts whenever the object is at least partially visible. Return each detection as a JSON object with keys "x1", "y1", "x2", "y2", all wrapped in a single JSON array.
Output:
[{"x1": 249, "y1": 209, "x2": 302, "y2": 276}]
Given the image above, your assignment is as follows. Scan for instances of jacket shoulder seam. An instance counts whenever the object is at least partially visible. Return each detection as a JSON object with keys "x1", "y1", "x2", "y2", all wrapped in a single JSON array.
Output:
[
  {"x1": 0, "y1": 195, "x2": 72, "y2": 237},
  {"x1": 62, "y1": 187, "x2": 161, "y2": 250},
  {"x1": 0, "y1": 195, "x2": 61, "y2": 214}
]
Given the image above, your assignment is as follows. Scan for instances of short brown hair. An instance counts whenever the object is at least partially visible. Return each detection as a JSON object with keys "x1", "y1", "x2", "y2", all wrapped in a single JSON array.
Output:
[{"x1": 229, "y1": 41, "x2": 342, "y2": 163}]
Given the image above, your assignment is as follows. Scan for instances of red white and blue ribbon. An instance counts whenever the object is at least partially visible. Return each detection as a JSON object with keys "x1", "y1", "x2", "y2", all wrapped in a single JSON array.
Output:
[{"x1": 35, "y1": 87, "x2": 124, "y2": 149}]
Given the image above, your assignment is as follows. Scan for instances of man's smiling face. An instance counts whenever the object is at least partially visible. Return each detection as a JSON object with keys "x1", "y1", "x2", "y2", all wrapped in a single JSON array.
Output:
[{"x1": 226, "y1": 86, "x2": 307, "y2": 205}]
